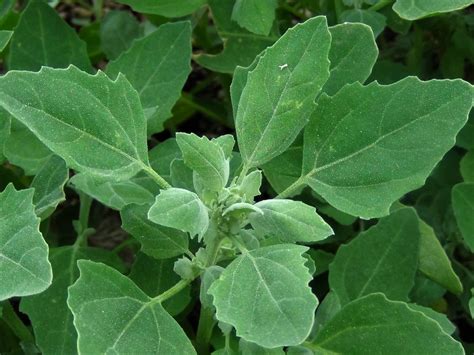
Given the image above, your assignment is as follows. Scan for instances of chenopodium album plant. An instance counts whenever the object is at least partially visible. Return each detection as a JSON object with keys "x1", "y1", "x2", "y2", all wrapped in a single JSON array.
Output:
[{"x1": 0, "y1": 10, "x2": 473, "y2": 355}]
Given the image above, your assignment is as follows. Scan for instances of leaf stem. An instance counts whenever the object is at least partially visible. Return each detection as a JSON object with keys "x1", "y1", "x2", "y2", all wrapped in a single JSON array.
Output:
[
  {"x1": 236, "y1": 164, "x2": 250, "y2": 184},
  {"x1": 368, "y1": 0, "x2": 394, "y2": 11},
  {"x1": 275, "y1": 176, "x2": 306, "y2": 199},
  {"x1": 1, "y1": 301, "x2": 34, "y2": 343},
  {"x1": 334, "y1": 0, "x2": 344, "y2": 21},
  {"x1": 142, "y1": 165, "x2": 172, "y2": 190},
  {"x1": 195, "y1": 306, "x2": 216, "y2": 355},
  {"x1": 152, "y1": 279, "x2": 192, "y2": 304},
  {"x1": 74, "y1": 192, "x2": 93, "y2": 247}
]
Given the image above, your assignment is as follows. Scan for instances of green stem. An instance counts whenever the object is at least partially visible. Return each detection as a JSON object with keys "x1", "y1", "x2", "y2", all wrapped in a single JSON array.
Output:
[
  {"x1": 92, "y1": 0, "x2": 103, "y2": 19},
  {"x1": 276, "y1": 176, "x2": 306, "y2": 199},
  {"x1": 75, "y1": 192, "x2": 93, "y2": 247},
  {"x1": 236, "y1": 164, "x2": 250, "y2": 185},
  {"x1": 142, "y1": 165, "x2": 172, "y2": 190},
  {"x1": 334, "y1": 0, "x2": 344, "y2": 21},
  {"x1": 180, "y1": 94, "x2": 232, "y2": 128},
  {"x1": 368, "y1": 0, "x2": 394, "y2": 11},
  {"x1": 195, "y1": 306, "x2": 216, "y2": 355},
  {"x1": 152, "y1": 279, "x2": 192, "y2": 304},
  {"x1": 1, "y1": 301, "x2": 34, "y2": 343}
]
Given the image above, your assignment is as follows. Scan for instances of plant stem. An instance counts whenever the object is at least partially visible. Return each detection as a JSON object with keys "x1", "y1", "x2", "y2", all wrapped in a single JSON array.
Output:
[
  {"x1": 142, "y1": 165, "x2": 172, "y2": 190},
  {"x1": 152, "y1": 279, "x2": 192, "y2": 304},
  {"x1": 334, "y1": 0, "x2": 344, "y2": 21},
  {"x1": 236, "y1": 164, "x2": 250, "y2": 184},
  {"x1": 195, "y1": 306, "x2": 216, "y2": 355},
  {"x1": 74, "y1": 192, "x2": 93, "y2": 247},
  {"x1": 369, "y1": 0, "x2": 394, "y2": 11},
  {"x1": 1, "y1": 301, "x2": 34, "y2": 343},
  {"x1": 276, "y1": 176, "x2": 306, "y2": 199},
  {"x1": 92, "y1": 0, "x2": 103, "y2": 19}
]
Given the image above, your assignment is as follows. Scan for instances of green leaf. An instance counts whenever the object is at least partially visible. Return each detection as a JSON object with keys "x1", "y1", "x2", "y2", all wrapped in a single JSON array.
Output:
[
  {"x1": 194, "y1": 0, "x2": 275, "y2": 73},
  {"x1": 100, "y1": 10, "x2": 143, "y2": 60},
  {"x1": 107, "y1": 22, "x2": 192, "y2": 134},
  {"x1": 0, "y1": 66, "x2": 151, "y2": 180},
  {"x1": 148, "y1": 138, "x2": 182, "y2": 184},
  {"x1": 236, "y1": 16, "x2": 331, "y2": 168},
  {"x1": 340, "y1": 9, "x2": 386, "y2": 37},
  {"x1": 231, "y1": 0, "x2": 277, "y2": 36},
  {"x1": 67, "y1": 260, "x2": 196, "y2": 354},
  {"x1": 0, "y1": 108, "x2": 9, "y2": 163},
  {"x1": 129, "y1": 253, "x2": 190, "y2": 316},
  {"x1": 0, "y1": 184, "x2": 52, "y2": 301},
  {"x1": 239, "y1": 339, "x2": 284, "y2": 354},
  {"x1": 457, "y1": 111, "x2": 474, "y2": 149},
  {"x1": 452, "y1": 182, "x2": 474, "y2": 252},
  {"x1": 301, "y1": 78, "x2": 472, "y2": 218},
  {"x1": 200, "y1": 265, "x2": 224, "y2": 309},
  {"x1": 470, "y1": 289, "x2": 474, "y2": 318},
  {"x1": 249, "y1": 200, "x2": 333, "y2": 243},
  {"x1": 177, "y1": 133, "x2": 229, "y2": 192},
  {"x1": 407, "y1": 304, "x2": 456, "y2": 335},
  {"x1": 209, "y1": 244, "x2": 318, "y2": 348},
  {"x1": 393, "y1": 0, "x2": 474, "y2": 20},
  {"x1": 20, "y1": 246, "x2": 123, "y2": 355},
  {"x1": 238, "y1": 169, "x2": 262, "y2": 201},
  {"x1": 329, "y1": 208, "x2": 419, "y2": 305},
  {"x1": 31, "y1": 155, "x2": 68, "y2": 219},
  {"x1": 461, "y1": 150, "x2": 474, "y2": 182},
  {"x1": 170, "y1": 159, "x2": 195, "y2": 190},
  {"x1": 0, "y1": 30, "x2": 12, "y2": 52},
  {"x1": 114, "y1": 0, "x2": 206, "y2": 17},
  {"x1": 8, "y1": 0, "x2": 92, "y2": 72},
  {"x1": 312, "y1": 293, "x2": 463, "y2": 354},
  {"x1": 323, "y1": 23, "x2": 378, "y2": 96},
  {"x1": 70, "y1": 174, "x2": 154, "y2": 211},
  {"x1": 148, "y1": 188, "x2": 209, "y2": 239},
  {"x1": 121, "y1": 203, "x2": 189, "y2": 259}
]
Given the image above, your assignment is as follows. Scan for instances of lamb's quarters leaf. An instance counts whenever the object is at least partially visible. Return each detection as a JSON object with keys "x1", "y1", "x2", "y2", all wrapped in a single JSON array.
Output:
[
  {"x1": 312, "y1": 291, "x2": 341, "y2": 337},
  {"x1": 4, "y1": 119, "x2": 53, "y2": 175},
  {"x1": 67, "y1": 260, "x2": 196, "y2": 354},
  {"x1": 250, "y1": 200, "x2": 333, "y2": 243},
  {"x1": 170, "y1": 159, "x2": 195, "y2": 190},
  {"x1": 194, "y1": 0, "x2": 275, "y2": 74},
  {"x1": 213, "y1": 134, "x2": 235, "y2": 159},
  {"x1": 176, "y1": 133, "x2": 229, "y2": 192},
  {"x1": 239, "y1": 339, "x2": 284, "y2": 354},
  {"x1": 407, "y1": 304, "x2": 456, "y2": 335},
  {"x1": 0, "y1": 108, "x2": 10, "y2": 163},
  {"x1": 129, "y1": 253, "x2": 190, "y2": 316},
  {"x1": 340, "y1": 9, "x2": 386, "y2": 37},
  {"x1": 311, "y1": 293, "x2": 463, "y2": 354},
  {"x1": 393, "y1": 0, "x2": 474, "y2": 20},
  {"x1": 470, "y1": 289, "x2": 474, "y2": 318},
  {"x1": 329, "y1": 208, "x2": 419, "y2": 305},
  {"x1": 0, "y1": 184, "x2": 52, "y2": 301},
  {"x1": 106, "y1": 22, "x2": 192, "y2": 134},
  {"x1": 70, "y1": 174, "x2": 154, "y2": 211},
  {"x1": 114, "y1": 0, "x2": 206, "y2": 17},
  {"x1": 452, "y1": 182, "x2": 474, "y2": 252},
  {"x1": 209, "y1": 244, "x2": 317, "y2": 348},
  {"x1": 457, "y1": 111, "x2": 474, "y2": 149},
  {"x1": 148, "y1": 138, "x2": 182, "y2": 184},
  {"x1": 121, "y1": 203, "x2": 189, "y2": 259},
  {"x1": 239, "y1": 169, "x2": 262, "y2": 201},
  {"x1": 200, "y1": 265, "x2": 224, "y2": 309},
  {"x1": 0, "y1": 66, "x2": 151, "y2": 180},
  {"x1": 100, "y1": 10, "x2": 143, "y2": 60},
  {"x1": 461, "y1": 150, "x2": 474, "y2": 182},
  {"x1": 231, "y1": 0, "x2": 277, "y2": 36},
  {"x1": 307, "y1": 249, "x2": 334, "y2": 277},
  {"x1": 322, "y1": 23, "x2": 378, "y2": 96},
  {"x1": 237, "y1": 16, "x2": 331, "y2": 168},
  {"x1": 31, "y1": 155, "x2": 68, "y2": 219},
  {"x1": 20, "y1": 246, "x2": 123, "y2": 355},
  {"x1": 301, "y1": 78, "x2": 473, "y2": 218},
  {"x1": 0, "y1": 30, "x2": 11, "y2": 51},
  {"x1": 8, "y1": 0, "x2": 92, "y2": 72},
  {"x1": 148, "y1": 188, "x2": 208, "y2": 239}
]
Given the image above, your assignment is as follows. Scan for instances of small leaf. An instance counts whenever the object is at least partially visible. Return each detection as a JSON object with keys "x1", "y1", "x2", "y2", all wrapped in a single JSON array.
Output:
[
  {"x1": 121, "y1": 203, "x2": 189, "y2": 259},
  {"x1": 238, "y1": 170, "x2": 262, "y2": 201},
  {"x1": 223, "y1": 202, "x2": 263, "y2": 216},
  {"x1": 148, "y1": 188, "x2": 209, "y2": 239},
  {"x1": 393, "y1": 0, "x2": 474, "y2": 20},
  {"x1": 231, "y1": 0, "x2": 277, "y2": 36},
  {"x1": 67, "y1": 260, "x2": 196, "y2": 354},
  {"x1": 0, "y1": 184, "x2": 52, "y2": 301},
  {"x1": 148, "y1": 138, "x2": 182, "y2": 183},
  {"x1": 170, "y1": 159, "x2": 194, "y2": 190},
  {"x1": 312, "y1": 293, "x2": 463, "y2": 354},
  {"x1": 340, "y1": 9, "x2": 386, "y2": 37},
  {"x1": 200, "y1": 265, "x2": 224, "y2": 309},
  {"x1": 250, "y1": 200, "x2": 333, "y2": 243},
  {"x1": 213, "y1": 134, "x2": 235, "y2": 159},
  {"x1": 209, "y1": 244, "x2": 318, "y2": 348},
  {"x1": 452, "y1": 182, "x2": 474, "y2": 252},
  {"x1": 114, "y1": 0, "x2": 206, "y2": 17},
  {"x1": 236, "y1": 16, "x2": 331, "y2": 168}
]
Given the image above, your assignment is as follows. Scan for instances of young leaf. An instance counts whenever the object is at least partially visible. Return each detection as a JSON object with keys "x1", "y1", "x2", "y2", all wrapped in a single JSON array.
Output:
[
  {"x1": 329, "y1": 208, "x2": 419, "y2": 305},
  {"x1": 121, "y1": 203, "x2": 189, "y2": 259},
  {"x1": 31, "y1": 155, "x2": 68, "y2": 219},
  {"x1": 114, "y1": 0, "x2": 206, "y2": 17},
  {"x1": 231, "y1": 0, "x2": 277, "y2": 36},
  {"x1": 200, "y1": 265, "x2": 224, "y2": 309},
  {"x1": 177, "y1": 133, "x2": 229, "y2": 192},
  {"x1": 301, "y1": 78, "x2": 472, "y2": 218},
  {"x1": 236, "y1": 16, "x2": 331, "y2": 168},
  {"x1": 67, "y1": 260, "x2": 196, "y2": 354},
  {"x1": 312, "y1": 293, "x2": 463, "y2": 354},
  {"x1": 0, "y1": 109, "x2": 9, "y2": 163},
  {"x1": 8, "y1": 0, "x2": 92, "y2": 72},
  {"x1": 340, "y1": 9, "x2": 386, "y2": 37},
  {"x1": 0, "y1": 184, "x2": 52, "y2": 301},
  {"x1": 170, "y1": 159, "x2": 195, "y2": 191},
  {"x1": 452, "y1": 182, "x2": 474, "y2": 252},
  {"x1": 148, "y1": 138, "x2": 182, "y2": 184},
  {"x1": 148, "y1": 188, "x2": 209, "y2": 239},
  {"x1": 0, "y1": 66, "x2": 150, "y2": 180},
  {"x1": 393, "y1": 0, "x2": 474, "y2": 20},
  {"x1": 239, "y1": 169, "x2": 262, "y2": 201},
  {"x1": 209, "y1": 244, "x2": 318, "y2": 348},
  {"x1": 249, "y1": 200, "x2": 333, "y2": 243},
  {"x1": 20, "y1": 246, "x2": 123, "y2": 355},
  {"x1": 106, "y1": 22, "x2": 192, "y2": 134}
]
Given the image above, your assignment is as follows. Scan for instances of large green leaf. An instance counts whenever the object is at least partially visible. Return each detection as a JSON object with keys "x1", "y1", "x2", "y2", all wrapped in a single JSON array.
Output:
[
  {"x1": 311, "y1": 293, "x2": 463, "y2": 354},
  {"x1": 452, "y1": 182, "x2": 474, "y2": 252},
  {"x1": 329, "y1": 208, "x2": 419, "y2": 305},
  {"x1": 209, "y1": 244, "x2": 317, "y2": 348},
  {"x1": 67, "y1": 260, "x2": 196, "y2": 354},
  {"x1": 121, "y1": 203, "x2": 189, "y2": 259},
  {"x1": 236, "y1": 16, "x2": 331, "y2": 169},
  {"x1": 0, "y1": 66, "x2": 150, "y2": 180},
  {"x1": 8, "y1": 0, "x2": 92, "y2": 72},
  {"x1": 231, "y1": 0, "x2": 277, "y2": 36},
  {"x1": 114, "y1": 0, "x2": 206, "y2": 17},
  {"x1": 301, "y1": 78, "x2": 472, "y2": 218},
  {"x1": 20, "y1": 246, "x2": 123, "y2": 355},
  {"x1": 107, "y1": 22, "x2": 192, "y2": 134},
  {"x1": 0, "y1": 184, "x2": 52, "y2": 301},
  {"x1": 393, "y1": 0, "x2": 474, "y2": 20},
  {"x1": 249, "y1": 199, "x2": 333, "y2": 243}
]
